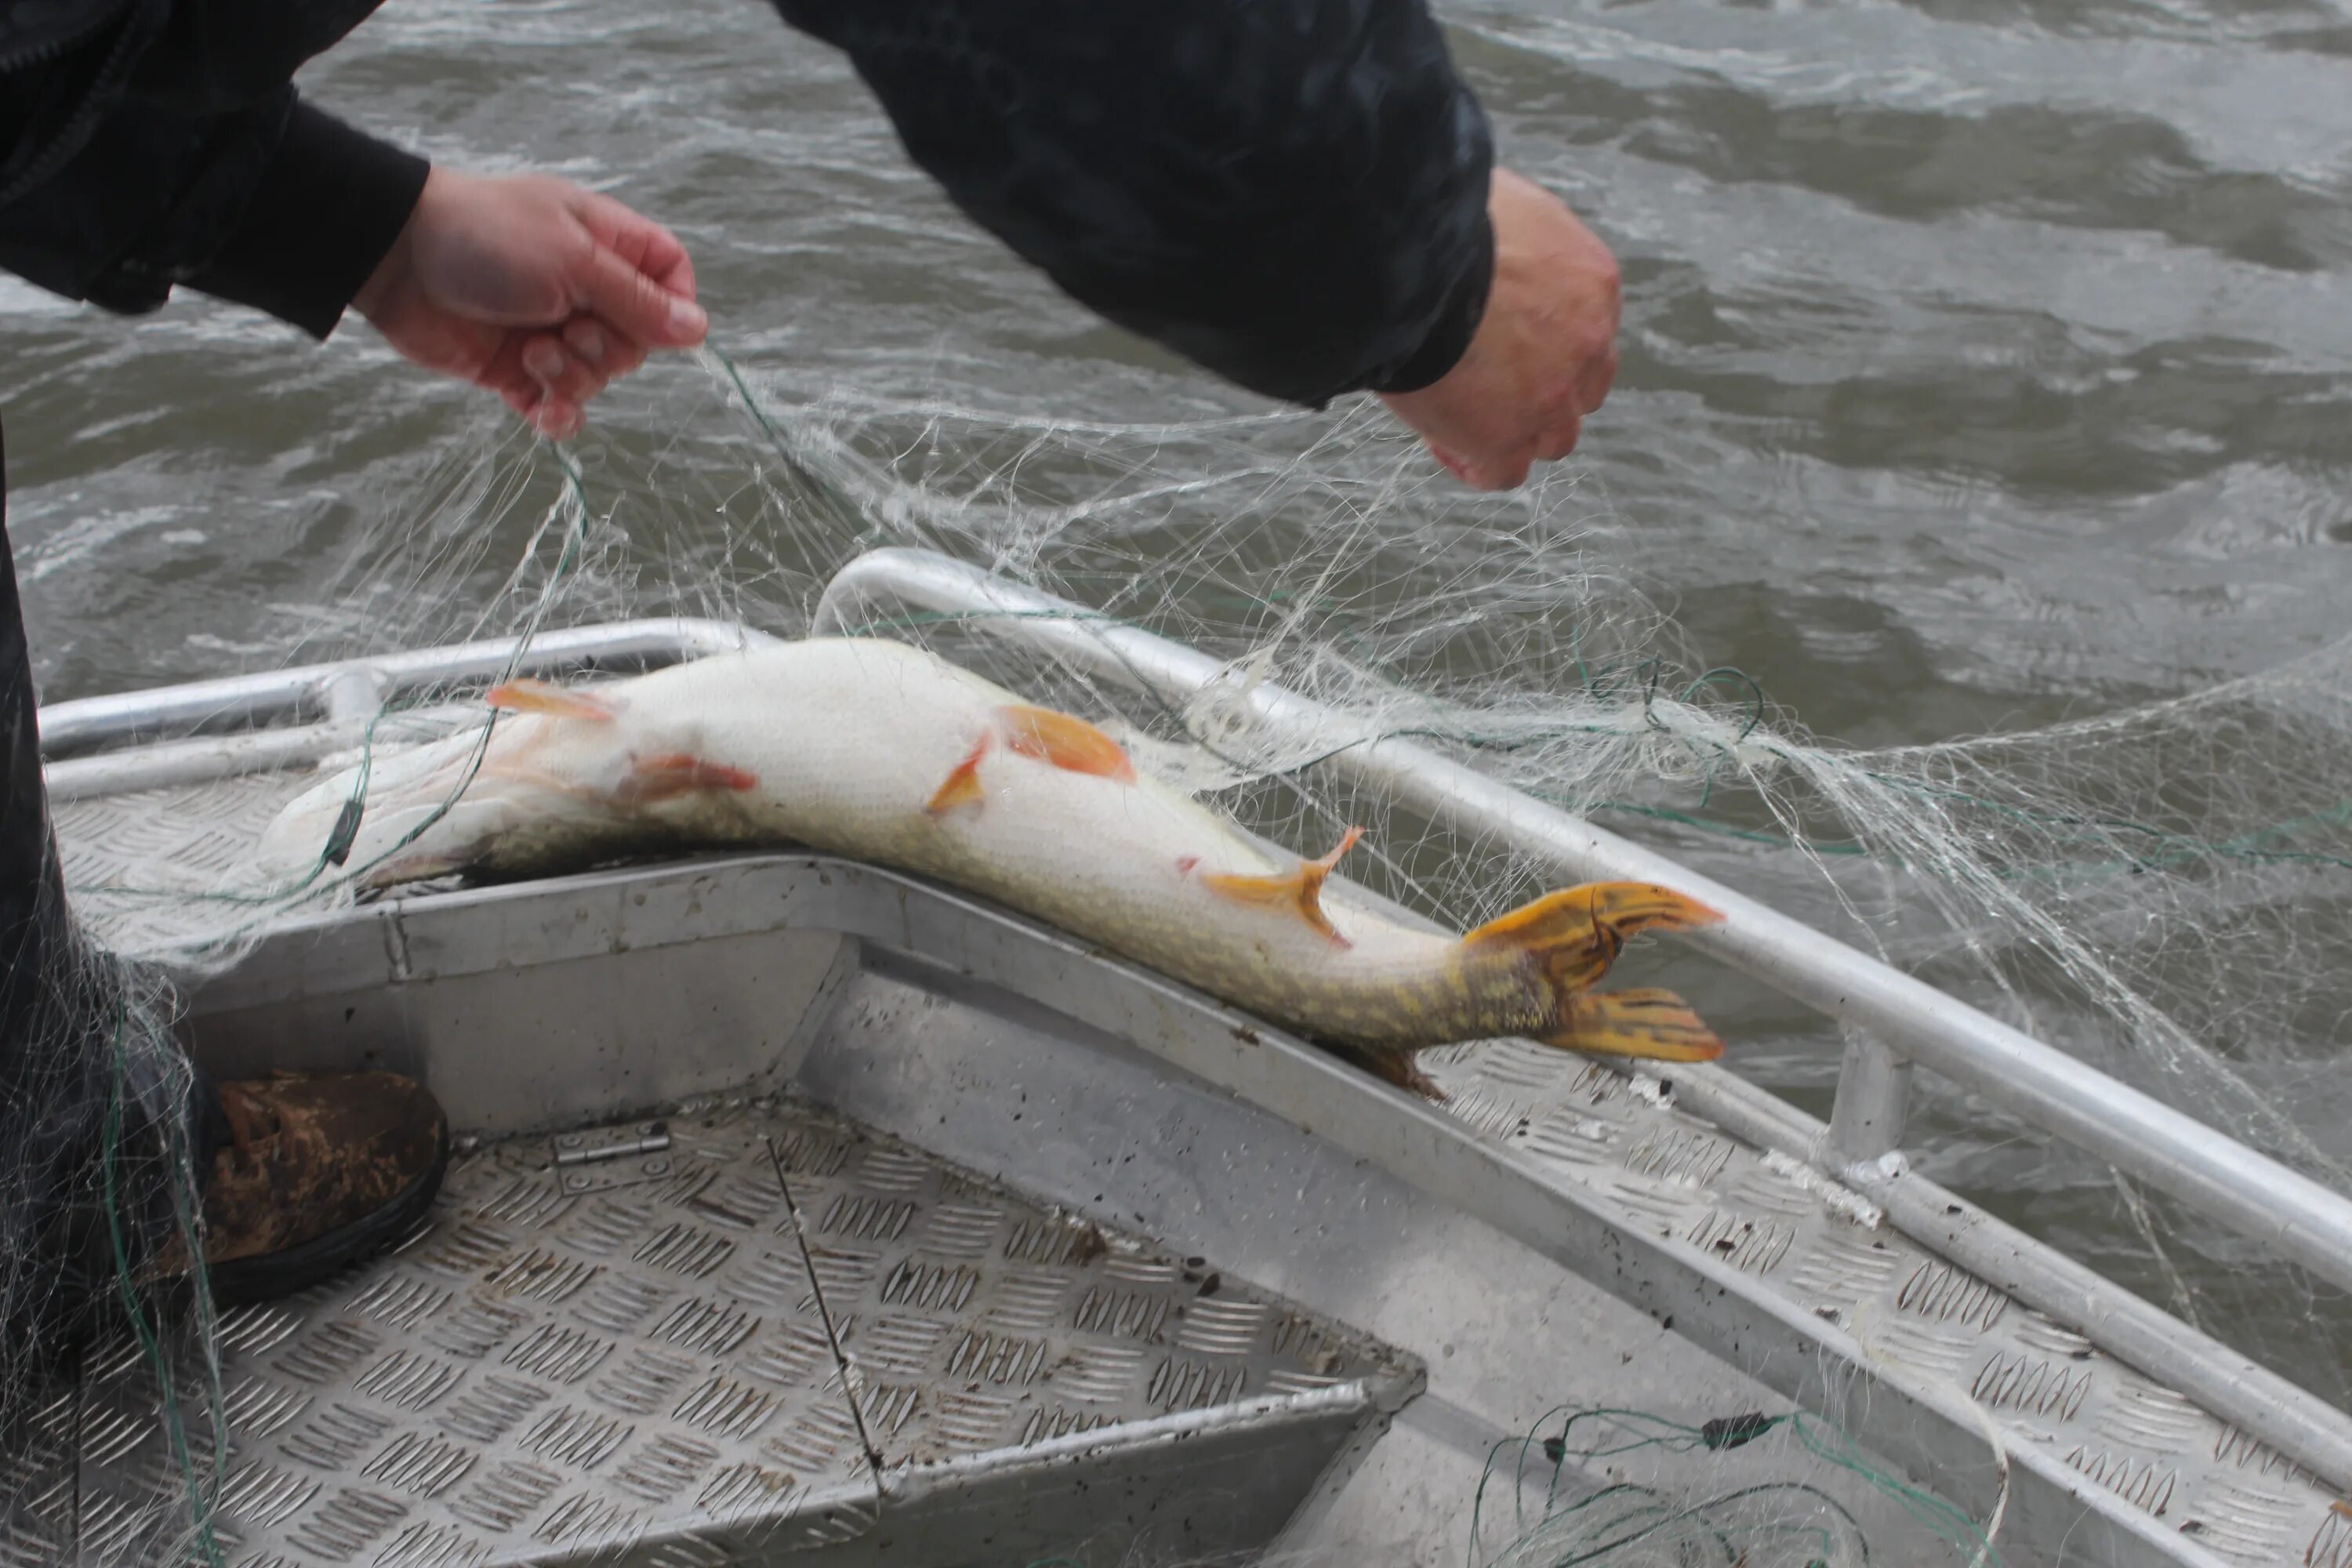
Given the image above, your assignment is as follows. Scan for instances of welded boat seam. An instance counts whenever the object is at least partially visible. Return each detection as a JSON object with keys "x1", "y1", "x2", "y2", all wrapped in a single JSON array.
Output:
[{"x1": 764, "y1": 1127, "x2": 889, "y2": 1492}]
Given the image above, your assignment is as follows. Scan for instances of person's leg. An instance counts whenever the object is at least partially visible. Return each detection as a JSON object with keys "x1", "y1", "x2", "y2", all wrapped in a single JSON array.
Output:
[
  {"x1": 0, "y1": 421, "x2": 451, "y2": 1379},
  {"x1": 0, "y1": 417, "x2": 205, "y2": 1370}
]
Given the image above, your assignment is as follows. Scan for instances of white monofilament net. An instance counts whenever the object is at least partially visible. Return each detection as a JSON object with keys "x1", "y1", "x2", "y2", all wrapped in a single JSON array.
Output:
[{"x1": 20, "y1": 347, "x2": 2350, "y2": 1561}]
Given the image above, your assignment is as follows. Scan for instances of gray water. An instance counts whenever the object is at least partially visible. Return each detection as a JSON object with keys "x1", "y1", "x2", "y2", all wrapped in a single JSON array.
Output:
[{"x1": 5, "y1": 0, "x2": 2351, "y2": 1423}]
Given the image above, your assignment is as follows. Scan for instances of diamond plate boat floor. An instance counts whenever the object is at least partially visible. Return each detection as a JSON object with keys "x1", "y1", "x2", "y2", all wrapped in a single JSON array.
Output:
[
  {"x1": 57, "y1": 764, "x2": 336, "y2": 956},
  {"x1": 9, "y1": 1098, "x2": 1405, "y2": 1567},
  {"x1": 808, "y1": 956, "x2": 2352, "y2": 1568},
  {"x1": 1406, "y1": 1043, "x2": 2350, "y2": 1567}
]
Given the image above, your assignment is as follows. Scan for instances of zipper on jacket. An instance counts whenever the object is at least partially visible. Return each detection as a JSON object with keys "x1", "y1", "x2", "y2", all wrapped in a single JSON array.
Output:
[
  {"x1": 0, "y1": 0, "x2": 134, "y2": 75},
  {"x1": 0, "y1": 0, "x2": 150, "y2": 206}
]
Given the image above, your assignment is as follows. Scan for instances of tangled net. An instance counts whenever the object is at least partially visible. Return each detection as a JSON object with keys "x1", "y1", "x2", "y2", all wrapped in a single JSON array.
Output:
[
  {"x1": 1015, "y1": 1402, "x2": 2001, "y2": 1566},
  {"x1": 14, "y1": 344, "x2": 2351, "y2": 1559},
  {"x1": 1468, "y1": 1406, "x2": 1999, "y2": 1567}
]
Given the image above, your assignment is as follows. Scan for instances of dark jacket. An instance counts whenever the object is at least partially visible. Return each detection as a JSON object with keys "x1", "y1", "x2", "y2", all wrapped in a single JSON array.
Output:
[{"x1": 0, "y1": 0, "x2": 1494, "y2": 405}]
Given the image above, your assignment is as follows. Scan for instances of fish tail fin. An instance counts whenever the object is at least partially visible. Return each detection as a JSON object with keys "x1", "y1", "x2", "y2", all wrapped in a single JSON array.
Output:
[
  {"x1": 1466, "y1": 880, "x2": 1721, "y2": 991},
  {"x1": 1547, "y1": 988, "x2": 1724, "y2": 1062},
  {"x1": 1461, "y1": 882, "x2": 1724, "y2": 1059}
]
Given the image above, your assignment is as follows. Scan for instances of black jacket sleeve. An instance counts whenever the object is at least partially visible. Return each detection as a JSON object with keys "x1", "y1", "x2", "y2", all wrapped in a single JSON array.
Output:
[
  {"x1": 773, "y1": 0, "x2": 1496, "y2": 407},
  {"x1": 0, "y1": 0, "x2": 426, "y2": 338}
]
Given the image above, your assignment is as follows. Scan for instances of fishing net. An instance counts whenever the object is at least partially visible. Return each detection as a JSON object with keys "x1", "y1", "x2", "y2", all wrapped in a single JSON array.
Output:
[
  {"x1": 1015, "y1": 1402, "x2": 2001, "y2": 1566},
  {"x1": 11, "y1": 340, "x2": 2352, "y2": 1559},
  {"x1": 0, "y1": 884, "x2": 225, "y2": 1568},
  {"x1": 1465, "y1": 1406, "x2": 2001, "y2": 1567}
]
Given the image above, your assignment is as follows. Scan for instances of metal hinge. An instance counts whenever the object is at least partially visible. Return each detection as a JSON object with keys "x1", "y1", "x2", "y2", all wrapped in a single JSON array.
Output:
[{"x1": 550, "y1": 1120, "x2": 673, "y2": 1193}]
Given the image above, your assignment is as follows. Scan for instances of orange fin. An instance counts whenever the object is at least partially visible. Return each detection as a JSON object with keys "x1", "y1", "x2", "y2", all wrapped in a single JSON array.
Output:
[
  {"x1": 994, "y1": 704, "x2": 1136, "y2": 782},
  {"x1": 611, "y1": 752, "x2": 758, "y2": 808},
  {"x1": 927, "y1": 733, "x2": 992, "y2": 816},
  {"x1": 1466, "y1": 881, "x2": 1722, "y2": 993},
  {"x1": 1203, "y1": 826, "x2": 1363, "y2": 947},
  {"x1": 1543, "y1": 988, "x2": 1725, "y2": 1063},
  {"x1": 1356, "y1": 1048, "x2": 1450, "y2": 1102},
  {"x1": 485, "y1": 678, "x2": 615, "y2": 722}
]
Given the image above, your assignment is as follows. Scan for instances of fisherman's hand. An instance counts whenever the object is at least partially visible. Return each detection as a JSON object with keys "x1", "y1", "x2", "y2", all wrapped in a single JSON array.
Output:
[
  {"x1": 354, "y1": 169, "x2": 707, "y2": 440},
  {"x1": 1378, "y1": 169, "x2": 1621, "y2": 491}
]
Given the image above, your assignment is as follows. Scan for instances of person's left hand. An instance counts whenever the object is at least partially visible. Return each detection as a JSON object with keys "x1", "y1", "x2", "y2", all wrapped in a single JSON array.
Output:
[
  {"x1": 1377, "y1": 169, "x2": 1621, "y2": 490},
  {"x1": 354, "y1": 168, "x2": 707, "y2": 439}
]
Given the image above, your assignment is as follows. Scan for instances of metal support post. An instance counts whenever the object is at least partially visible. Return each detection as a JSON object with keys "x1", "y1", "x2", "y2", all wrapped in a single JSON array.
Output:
[{"x1": 1825, "y1": 1029, "x2": 1913, "y2": 1167}]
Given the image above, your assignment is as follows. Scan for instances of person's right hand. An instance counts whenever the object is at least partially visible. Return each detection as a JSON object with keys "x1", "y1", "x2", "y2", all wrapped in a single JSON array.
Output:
[
  {"x1": 1378, "y1": 169, "x2": 1621, "y2": 491},
  {"x1": 354, "y1": 169, "x2": 707, "y2": 440}
]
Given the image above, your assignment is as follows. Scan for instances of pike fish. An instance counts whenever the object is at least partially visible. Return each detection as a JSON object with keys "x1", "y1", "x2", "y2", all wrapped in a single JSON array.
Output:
[{"x1": 259, "y1": 637, "x2": 1726, "y2": 1084}]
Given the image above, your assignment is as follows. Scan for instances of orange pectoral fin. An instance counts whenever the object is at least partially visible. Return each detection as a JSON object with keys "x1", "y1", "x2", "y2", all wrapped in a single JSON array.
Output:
[
  {"x1": 993, "y1": 704, "x2": 1136, "y2": 782},
  {"x1": 926, "y1": 734, "x2": 992, "y2": 816},
  {"x1": 485, "y1": 678, "x2": 617, "y2": 722},
  {"x1": 611, "y1": 753, "x2": 759, "y2": 808},
  {"x1": 1202, "y1": 826, "x2": 1363, "y2": 947},
  {"x1": 1544, "y1": 988, "x2": 1725, "y2": 1063}
]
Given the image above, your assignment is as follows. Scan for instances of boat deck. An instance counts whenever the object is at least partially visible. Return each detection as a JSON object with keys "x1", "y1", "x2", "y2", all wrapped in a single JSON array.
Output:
[
  {"x1": 10, "y1": 586, "x2": 2350, "y2": 1566},
  {"x1": 15, "y1": 1095, "x2": 1399, "y2": 1566}
]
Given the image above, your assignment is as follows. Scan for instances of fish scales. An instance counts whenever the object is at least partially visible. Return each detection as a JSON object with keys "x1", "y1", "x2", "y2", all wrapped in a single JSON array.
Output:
[{"x1": 258, "y1": 638, "x2": 1724, "y2": 1070}]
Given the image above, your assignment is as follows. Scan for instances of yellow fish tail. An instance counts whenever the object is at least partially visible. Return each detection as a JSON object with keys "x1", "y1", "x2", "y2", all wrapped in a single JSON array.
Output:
[
  {"x1": 1547, "y1": 987, "x2": 1723, "y2": 1062},
  {"x1": 1455, "y1": 881, "x2": 1726, "y2": 1062}
]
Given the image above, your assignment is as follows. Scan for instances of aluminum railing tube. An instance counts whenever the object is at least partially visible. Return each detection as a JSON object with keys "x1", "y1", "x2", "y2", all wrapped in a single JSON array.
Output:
[
  {"x1": 815, "y1": 547, "x2": 2352, "y2": 1297},
  {"x1": 38, "y1": 618, "x2": 779, "y2": 758}
]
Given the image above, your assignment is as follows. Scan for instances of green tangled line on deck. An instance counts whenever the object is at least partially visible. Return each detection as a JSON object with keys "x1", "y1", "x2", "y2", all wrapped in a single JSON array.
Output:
[
  {"x1": 1468, "y1": 1406, "x2": 1999, "y2": 1567},
  {"x1": 100, "y1": 960, "x2": 230, "y2": 1567},
  {"x1": 1014, "y1": 1406, "x2": 1996, "y2": 1567}
]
